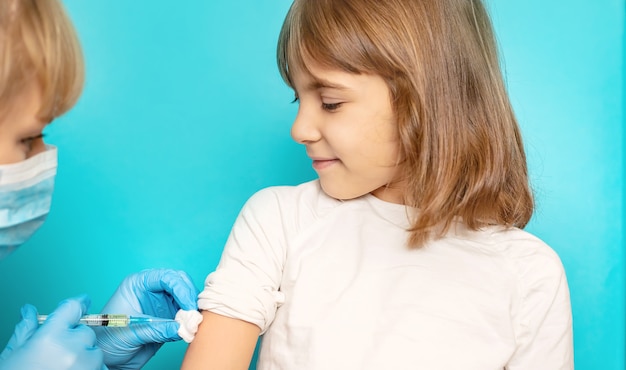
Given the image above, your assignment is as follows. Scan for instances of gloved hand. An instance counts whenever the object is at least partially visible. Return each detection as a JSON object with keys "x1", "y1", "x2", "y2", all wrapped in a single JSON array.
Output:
[
  {"x1": 0, "y1": 295, "x2": 105, "y2": 370},
  {"x1": 94, "y1": 269, "x2": 198, "y2": 370}
]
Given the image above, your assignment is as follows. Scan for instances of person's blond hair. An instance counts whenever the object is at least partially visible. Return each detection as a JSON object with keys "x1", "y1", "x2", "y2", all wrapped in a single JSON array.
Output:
[
  {"x1": 277, "y1": 0, "x2": 533, "y2": 247},
  {"x1": 0, "y1": 0, "x2": 84, "y2": 121}
]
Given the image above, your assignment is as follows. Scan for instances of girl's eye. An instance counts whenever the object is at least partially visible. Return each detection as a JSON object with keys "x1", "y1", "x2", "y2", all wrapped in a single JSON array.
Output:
[
  {"x1": 322, "y1": 102, "x2": 342, "y2": 112},
  {"x1": 291, "y1": 95, "x2": 299, "y2": 104}
]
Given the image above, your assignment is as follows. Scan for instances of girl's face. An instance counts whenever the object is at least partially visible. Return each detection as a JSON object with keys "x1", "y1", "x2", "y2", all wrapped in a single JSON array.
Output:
[
  {"x1": 290, "y1": 61, "x2": 406, "y2": 204},
  {"x1": 0, "y1": 83, "x2": 47, "y2": 165}
]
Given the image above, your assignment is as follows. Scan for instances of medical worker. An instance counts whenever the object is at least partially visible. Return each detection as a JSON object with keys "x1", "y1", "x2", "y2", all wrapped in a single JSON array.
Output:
[{"x1": 0, "y1": 1, "x2": 199, "y2": 369}]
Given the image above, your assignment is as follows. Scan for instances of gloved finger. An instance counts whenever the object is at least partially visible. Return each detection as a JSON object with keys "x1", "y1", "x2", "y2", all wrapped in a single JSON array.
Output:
[
  {"x1": 42, "y1": 294, "x2": 90, "y2": 331},
  {"x1": 73, "y1": 344, "x2": 104, "y2": 370},
  {"x1": 130, "y1": 321, "x2": 181, "y2": 344},
  {"x1": 11, "y1": 305, "x2": 39, "y2": 347},
  {"x1": 20, "y1": 303, "x2": 39, "y2": 326},
  {"x1": 170, "y1": 270, "x2": 199, "y2": 311},
  {"x1": 143, "y1": 269, "x2": 198, "y2": 311},
  {"x1": 71, "y1": 322, "x2": 99, "y2": 348},
  {"x1": 0, "y1": 304, "x2": 39, "y2": 361}
]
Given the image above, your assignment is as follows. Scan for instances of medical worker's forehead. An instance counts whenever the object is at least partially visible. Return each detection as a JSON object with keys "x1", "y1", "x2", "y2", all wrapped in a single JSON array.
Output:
[{"x1": 1, "y1": 83, "x2": 45, "y2": 126}]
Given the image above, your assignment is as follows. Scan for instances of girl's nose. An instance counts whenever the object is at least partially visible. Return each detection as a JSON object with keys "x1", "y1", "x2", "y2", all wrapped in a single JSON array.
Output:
[{"x1": 290, "y1": 105, "x2": 322, "y2": 144}]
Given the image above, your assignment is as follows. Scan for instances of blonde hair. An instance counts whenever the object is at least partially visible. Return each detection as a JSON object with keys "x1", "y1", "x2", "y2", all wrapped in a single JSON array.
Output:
[
  {"x1": 278, "y1": 0, "x2": 534, "y2": 247},
  {"x1": 0, "y1": 0, "x2": 84, "y2": 121}
]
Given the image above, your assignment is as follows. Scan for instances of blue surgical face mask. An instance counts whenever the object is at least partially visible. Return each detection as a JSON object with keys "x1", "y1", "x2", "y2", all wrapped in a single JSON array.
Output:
[{"x1": 0, "y1": 146, "x2": 57, "y2": 260}]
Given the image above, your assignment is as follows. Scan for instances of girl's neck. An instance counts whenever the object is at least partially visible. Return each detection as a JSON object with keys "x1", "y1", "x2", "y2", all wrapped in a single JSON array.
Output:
[{"x1": 370, "y1": 181, "x2": 407, "y2": 205}]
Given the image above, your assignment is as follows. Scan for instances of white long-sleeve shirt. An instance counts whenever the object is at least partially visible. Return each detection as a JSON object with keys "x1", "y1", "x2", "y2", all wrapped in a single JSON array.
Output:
[{"x1": 198, "y1": 180, "x2": 573, "y2": 369}]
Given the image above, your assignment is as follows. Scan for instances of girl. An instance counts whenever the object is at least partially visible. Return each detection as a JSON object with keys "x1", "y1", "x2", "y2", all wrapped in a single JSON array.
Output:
[
  {"x1": 182, "y1": 0, "x2": 573, "y2": 369},
  {"x1": 0, "y1": 1, "x2": 198, "y2": 369}
]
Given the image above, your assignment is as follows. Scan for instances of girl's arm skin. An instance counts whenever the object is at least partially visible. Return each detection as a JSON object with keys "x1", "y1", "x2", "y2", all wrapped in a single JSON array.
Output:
[{"x1": 180, "y1": 311, "x2": 260, "y2": 370}]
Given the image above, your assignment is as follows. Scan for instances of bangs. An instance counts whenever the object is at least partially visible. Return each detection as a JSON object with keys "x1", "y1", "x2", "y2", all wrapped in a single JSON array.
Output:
[
  {"x1": 1, "y1": 0, "x2": 84, "y2": 121},
  {"x1": 26, "y1": 0, "x2": 84, "y2": 120},
  {"x1": 277, "y1": 0, "x2": 385, "y2": 88}
]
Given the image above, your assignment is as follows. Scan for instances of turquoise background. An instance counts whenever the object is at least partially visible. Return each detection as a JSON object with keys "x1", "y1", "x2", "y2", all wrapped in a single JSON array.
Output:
[{"x1": 0, "y1": 1, "x2": 623, "y2": 369}]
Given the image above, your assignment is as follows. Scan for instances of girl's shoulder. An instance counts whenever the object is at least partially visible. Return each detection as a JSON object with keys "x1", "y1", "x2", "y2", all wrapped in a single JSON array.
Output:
[
  {"x1": 451, "y1": 224, "x2": 567, "y2": 283},
  {"x1": 450, "y1": 222, "x2": 559, "y2": 257},
  {"x1": 488, "y1": 226, "x2": 561, "y2": 263},
  {"x1": 237, "y1": 180, "x2": 342, "y2": 243},
  {"x1": 244, "y1": 179, "x2": 340, "y2": 214},
  {"x1": 237, "y1": 180, "x2": 342, "y2": 235}
]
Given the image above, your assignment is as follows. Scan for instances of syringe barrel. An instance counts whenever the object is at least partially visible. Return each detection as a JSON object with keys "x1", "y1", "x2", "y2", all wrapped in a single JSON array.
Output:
[
  {"x1": 79, "y1": 314, "x2": 130, "y2": 327},
  {"x1": 37, "y1": 314, "x2": 131, "y2": 327}
]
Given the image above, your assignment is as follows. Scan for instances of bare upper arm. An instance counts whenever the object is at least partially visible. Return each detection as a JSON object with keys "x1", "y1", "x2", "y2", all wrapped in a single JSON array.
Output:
[{"x1": 181, "y1": 311, "x2": 261, "y2": 370}]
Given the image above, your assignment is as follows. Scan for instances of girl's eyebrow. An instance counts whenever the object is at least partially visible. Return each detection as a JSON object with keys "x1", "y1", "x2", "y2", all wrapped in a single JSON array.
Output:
[{"x1": 305, "y1": 75, "x2": 351, "y2": 92}]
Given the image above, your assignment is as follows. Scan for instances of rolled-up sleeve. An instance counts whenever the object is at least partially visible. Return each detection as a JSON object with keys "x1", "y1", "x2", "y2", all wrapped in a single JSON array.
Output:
[{"x1": 198, "y1": 188, "x2": 287, "y2": 334}]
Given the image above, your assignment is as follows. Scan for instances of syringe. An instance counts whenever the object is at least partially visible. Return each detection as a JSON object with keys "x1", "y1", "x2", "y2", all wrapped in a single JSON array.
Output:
[{"x1": 37, "y1": 314, "x2": 176, "y2": 327}]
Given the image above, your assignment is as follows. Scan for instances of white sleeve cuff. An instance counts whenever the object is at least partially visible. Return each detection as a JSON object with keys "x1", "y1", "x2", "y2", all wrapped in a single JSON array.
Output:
[{"x1": 198, "y1": 270, "x2": 285, "y2": 334}]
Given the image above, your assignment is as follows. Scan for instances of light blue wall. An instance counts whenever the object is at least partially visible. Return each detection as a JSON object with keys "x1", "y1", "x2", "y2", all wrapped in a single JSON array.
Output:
[
  {"x1": 489, "y1": 1, "x2": 625, "y2": 368},
  {"x1": 0, "y1": 1, "x2": 623, "y2": 369}
]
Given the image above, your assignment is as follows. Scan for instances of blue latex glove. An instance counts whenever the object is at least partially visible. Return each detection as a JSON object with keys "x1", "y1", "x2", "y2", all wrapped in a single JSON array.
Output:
[
  {"x1": 94, "y1": 269, "x2": 198, "y2": 370},
  {"x1": 0, "y1": 295, "x2": 105, "y2": 370}
]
